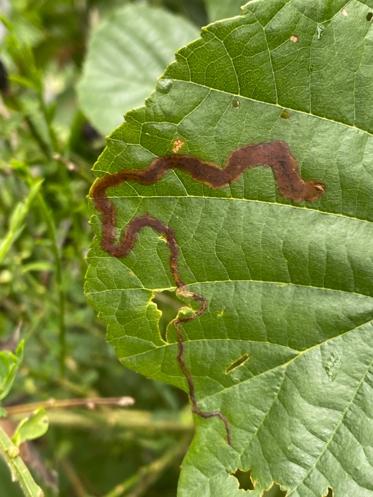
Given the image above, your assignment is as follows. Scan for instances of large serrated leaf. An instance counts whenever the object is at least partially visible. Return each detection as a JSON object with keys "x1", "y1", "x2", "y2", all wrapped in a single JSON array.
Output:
[{"x1": 85, "y1": 1, "x2": 373, "y2": 495}]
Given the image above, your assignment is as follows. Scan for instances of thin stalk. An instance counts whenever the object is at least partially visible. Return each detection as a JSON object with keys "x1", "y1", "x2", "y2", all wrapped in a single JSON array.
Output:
[
  {"x1": 9, "y1": 408, "x2": 193, "y2": 434},
  {"x1": 35, "y1": 193, "x2": 66, "y2": 375},
  {"x1": 37, "y1": 91, "x2": 59, "y2": 153},
  {"x1": 60, "y1": 459, "x2": 90, "y2": 497},
  {"x1": 103, "y1": 435, "x2": 190, "y2": 497},
  {"x1": 5, "y1": 396, "x2": 135, "y2": 415},
  {"x1": 24, "y1": 115, "x2": 52, "y2": 160},
  {"x1": 4, "y1": 94, "x2": 53, "y2": 160},
  {"x1": 0, "y1": 425, "x2": 44, "y2": 497}
]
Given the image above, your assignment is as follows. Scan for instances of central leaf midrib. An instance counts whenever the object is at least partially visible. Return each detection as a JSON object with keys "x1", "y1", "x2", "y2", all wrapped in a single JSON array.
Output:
[
  {"x1": 119, "y1": 319, "x2": 373, "y2": 401},
  {"x1": 287, "y1": 355, "x2": 373, "y2": 495},
  {"x1": 86, "y1": 278, "x2": 373, "y2": 301},
  {"x1": 167, "y1": 77, "x2": 373, "y2": 137}
]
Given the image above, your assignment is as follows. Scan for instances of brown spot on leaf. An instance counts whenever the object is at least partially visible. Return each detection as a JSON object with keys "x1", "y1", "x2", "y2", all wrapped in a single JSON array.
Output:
[
  {"x1": 225, "y1": 353, "x2": 250, "y2": 374},
  {"x1": 172, "y1": 138, "x2": 185, "y2": 153},
  {"x1": 281, "y1": 109, "x2": 291, "y2": 119},
  {"x1": 232, "y1": 98, "x2": 240, "y2": 108}
]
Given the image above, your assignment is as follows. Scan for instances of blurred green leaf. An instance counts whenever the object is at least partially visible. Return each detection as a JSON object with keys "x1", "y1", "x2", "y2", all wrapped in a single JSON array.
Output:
[
  {"x1": 12, "y1": 408, "x2": 49, "y2": 447},
  {"x1": 205, "y1": 0, "x2": 245, "y2": 21},
  {"x1": 78, "y1": 4, "x2": 199, "y2": 134},
  {"x1": 0, "y1": 340, "x2": 24, "y2": 401}
]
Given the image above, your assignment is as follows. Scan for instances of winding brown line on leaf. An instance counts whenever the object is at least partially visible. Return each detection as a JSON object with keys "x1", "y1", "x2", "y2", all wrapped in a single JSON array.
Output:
[{"x1": 91, "y1": 140, "x2": 325, "y2": 446}]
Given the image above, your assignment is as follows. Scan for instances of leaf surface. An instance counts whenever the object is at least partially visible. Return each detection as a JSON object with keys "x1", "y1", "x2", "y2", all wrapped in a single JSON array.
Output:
[
  {"x1": 12, "y1": 408, "x2": 49, "y2": 447},
  {"x1": 86, "y1": 1, "x2": 373, "y2": 495}
]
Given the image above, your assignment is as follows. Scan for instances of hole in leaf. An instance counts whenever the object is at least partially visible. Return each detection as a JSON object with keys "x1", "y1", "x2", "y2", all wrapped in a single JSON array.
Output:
[
  {"x1": 324, "y1": 488, "x2": 333, "y2": 497},
  {"x1": 152, "y1": 290, "x2": 183, "y2": 341},
  {"x1": 225, "y1": 353, "x2": 250, "y2": 374},
  {"x1": 232, "y1": 469, "x2": 255, "y2": 490},
  {"x1": 290, "y1": 34, "x2": 299, "y2": 43},
  {"x1": 263, "y1": 483, "x2": 287, "y2": 496},
  {"x1": 367, "y1": 12, "x2": 373, "y2": 21}
]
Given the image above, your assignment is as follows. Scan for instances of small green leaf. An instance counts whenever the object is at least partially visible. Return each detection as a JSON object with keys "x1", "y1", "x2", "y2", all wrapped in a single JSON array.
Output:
[
  {"x1": 78, "y1": 4, "x2": 199, "y2": 135},
  {"x1": 0, "y1": 340, "x2": 24, "y2": 401},
  {"x1": 0, "y1": 180, "x2": 43, "y2": 264},
  {"x1": 12, "y1": 409, "x2": 49, "y2": 447}
]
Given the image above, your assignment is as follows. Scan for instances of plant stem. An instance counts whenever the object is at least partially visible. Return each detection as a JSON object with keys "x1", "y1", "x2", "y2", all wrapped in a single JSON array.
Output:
[
  {"x1": 60, "y1": 459, "x2": 90, "y2": 497},
  {"x1": 0, "y1": 425, "x2": 44, "y2": 497},
  {"x1": 24, "y1": 115, "x2": 52, "y2": 160},
  {"x1": 5, "y1": 396, "x2": 135, "y2": 415},
  {"x1": 103, "y1": 435, "x2": 190, "y2": 497},
  {"x1": 35, "y1": 193, "x2": 66, "y2": 375},
  {"x1": 9, "y1": 408, "x2": 192, "y2": 434}
]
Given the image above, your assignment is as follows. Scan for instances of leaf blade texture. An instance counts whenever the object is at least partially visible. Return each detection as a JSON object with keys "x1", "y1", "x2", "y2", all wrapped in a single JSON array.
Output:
[{"x1": 86, "y1": 1, "x2": 373, "y2": 495}]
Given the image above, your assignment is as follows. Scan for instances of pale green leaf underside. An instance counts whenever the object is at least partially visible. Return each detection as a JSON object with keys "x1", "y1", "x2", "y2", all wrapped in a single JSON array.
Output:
[
  {"x1": 78, "y1": 4, "x2": 199, "y2": 135},
  {"x1": 86, "y1": 1, "x2": 373, "y2": 495}
]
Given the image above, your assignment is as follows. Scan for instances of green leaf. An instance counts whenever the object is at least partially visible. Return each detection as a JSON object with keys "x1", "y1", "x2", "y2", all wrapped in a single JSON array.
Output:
[
  {"x1": 86, "y1": 1, "x2": 373, "y2": 496},
  {"x1": 205, "y1": 0, "x2": 246, "y2": 21},
  {"x1": 78, "y1": 4, "x2": 199, "y2": 135},
  {"x1": 0, "y1": 180, "x2": 43, "y2": 264},
  {"x1": 0, "y1": 341, "x2": 24, "y2": 402},
  {"x1": 12, "y1": 408, "x2": 49, "y2": 447}
]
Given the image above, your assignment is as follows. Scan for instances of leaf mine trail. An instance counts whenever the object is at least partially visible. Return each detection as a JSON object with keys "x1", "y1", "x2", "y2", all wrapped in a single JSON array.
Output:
[{"x1": 91, "y1": 140, "x2": 325, "y2": 446}]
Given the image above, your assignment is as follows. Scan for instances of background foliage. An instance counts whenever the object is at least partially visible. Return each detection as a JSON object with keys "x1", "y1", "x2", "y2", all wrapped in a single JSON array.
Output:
[
  {"x1": 0, "y1": 1, "x2": 245, "y2": 496},
  {"x1": 2, "y1": 1, "x2": 372, "y2": 496}
]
